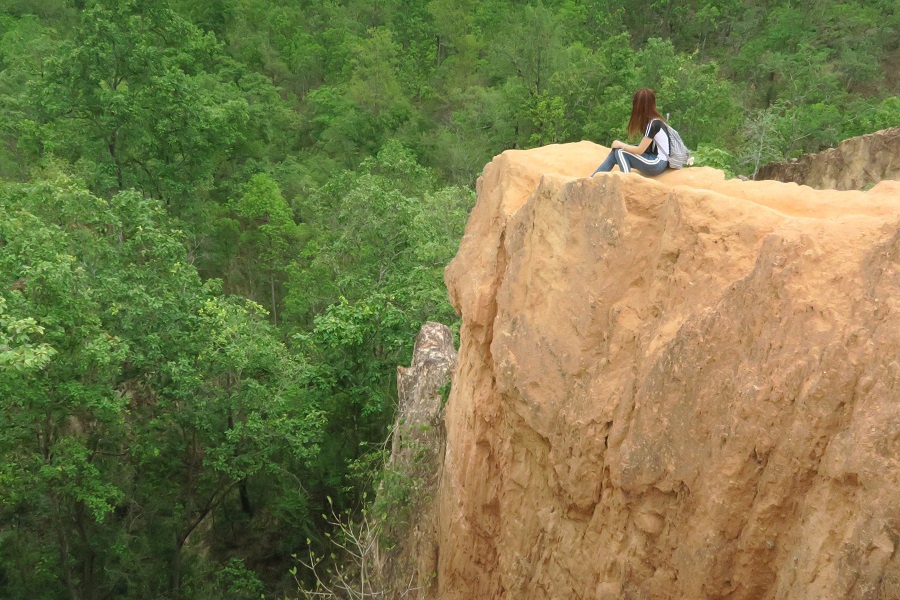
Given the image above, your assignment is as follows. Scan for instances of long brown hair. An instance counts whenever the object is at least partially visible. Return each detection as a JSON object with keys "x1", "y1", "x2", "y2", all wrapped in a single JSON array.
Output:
[{"x1": 627, "y1": 88, "x2": 665, "y2": 137}]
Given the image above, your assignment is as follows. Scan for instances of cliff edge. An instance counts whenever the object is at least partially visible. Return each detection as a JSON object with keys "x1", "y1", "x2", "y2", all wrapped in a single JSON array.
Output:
[{"x1": 437, "y1": 141, "x2": 900, "y2": 599}]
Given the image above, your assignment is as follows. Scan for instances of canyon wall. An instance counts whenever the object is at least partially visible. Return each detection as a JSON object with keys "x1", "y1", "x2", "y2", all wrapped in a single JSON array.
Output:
[
  {"x1": 436, "y1": 142, "x2": 900, "y2": 599},
  {"x1": 757, "y1": 126, "x2": 900, "y2": 191}
]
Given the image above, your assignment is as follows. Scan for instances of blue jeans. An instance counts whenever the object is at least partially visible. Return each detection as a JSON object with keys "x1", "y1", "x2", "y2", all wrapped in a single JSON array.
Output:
[{"x1": 592, "y1": 149, "x2": 668, "y2": 176}]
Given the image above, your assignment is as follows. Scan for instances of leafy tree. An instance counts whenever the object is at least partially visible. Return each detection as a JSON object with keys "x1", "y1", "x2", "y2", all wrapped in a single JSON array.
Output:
[
  {"x1": 737, "y1": 103, "x2": 790, "y2": 176},
  {"x1": 428, "y1": 0, "x2": 481, "y2": 89},
  {"x1": 0, "y1": 174, "x2": 322, "y2": 599},
  {"x1": 348, "y1": 28, "x2": 411, "y2": 122},
  {"x1": 26, "y1": 0, "x2": 291, "y2": 208},
  {"x1": 0, "y1": 15, "x2": 61, "y2": 181},
  {"x1": 633, "y1": 38, "x2": 743, "y2": 149},
  {"x1": 224, "y1": 172, "x2": 302, "y2": 324},
  {"x1": 844, "y1": 96, "x2": 900, "y2": 139},
  {"x1": 548, "y1": 34, "x2": 638, "y2": 144},
  {"x1": 283, "y1": 141, "x2": 469, "y2": 513}
]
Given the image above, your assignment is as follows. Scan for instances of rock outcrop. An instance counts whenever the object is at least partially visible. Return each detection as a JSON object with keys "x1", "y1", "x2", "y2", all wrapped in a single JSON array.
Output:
[
  {"x1": 757, "y1": 126, "x2": 900, "y2": 190},
  {"x1": 383, "y1": 322, "x2": 456, "y2": 596},
  {"x1": 436, "y1": 141, "x2": 900, "y2": 599}
]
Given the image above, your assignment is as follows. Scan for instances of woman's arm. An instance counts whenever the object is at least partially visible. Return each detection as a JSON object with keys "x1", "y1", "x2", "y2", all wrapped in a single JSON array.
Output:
[{"x1": 611, "y1": 137, "x2": 653, "y2": 154}]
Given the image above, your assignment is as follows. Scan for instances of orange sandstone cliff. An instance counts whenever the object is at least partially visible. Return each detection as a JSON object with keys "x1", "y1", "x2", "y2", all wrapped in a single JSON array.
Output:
[{"x1": 436, "y1": 142, "x2": 900, "y2": 599}]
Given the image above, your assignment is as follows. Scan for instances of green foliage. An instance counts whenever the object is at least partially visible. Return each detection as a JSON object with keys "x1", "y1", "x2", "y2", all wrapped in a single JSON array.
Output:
[
  {"x1": 0, "y1": 175, "x2": 321, "y2": 599},
  {"x1": 348, "y1": 27, "x2": 410, "y2": 121},
  {"x1": 634, "y1": 38, "x2": 743, "y2": 149},
  {"x1": 844, "y1": 96, "x2": 900, "y2": 139},
  {"x1": 369, "y1": 439, "x2": 431, "y2": 547},
  {"x1": 0, "y1": 297, "x2": 57, "y2": 371},
  {"x1": 287, "y1": 140, "x2": 469, "y2": 326},
  {"x1": 737, "y1": 104, "x2": 790, "y2": 174},
  {"x1": 221, "y1": 173, "x2": 302, "y2": 323},
  {"x1": 212, "y1": 558, "x2": 265, "y2": 599},
  {"x1": 12, "y1": 0, "x2": 295, "y2": 208},
  {"x1": 692, "y1": 144, "x2": 735, "y2": 178},
  {"x1": 278, "y1": 141, "x2": 469, "y2": 547},
  {"x1": 0, "y1": 15, "x2": 61, "y2": 180},
  {"x1": 0, "y1": 0, "x2": 897, "y2": 595}
]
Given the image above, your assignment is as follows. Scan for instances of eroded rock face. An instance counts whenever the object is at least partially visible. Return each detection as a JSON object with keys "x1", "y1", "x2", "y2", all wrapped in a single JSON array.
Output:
[
  {"x1": 757, "y1": 126, "x2": 900, "y2": 190},
  {"x1": 385, "y1": 322, "x2": 456, "y2": 596},
  {"x1": 437, "y1": 142, "x2": 900, "y2": 599},
  {"x1": 393, "y1": 322, "x2": 456, "y2": 467}
]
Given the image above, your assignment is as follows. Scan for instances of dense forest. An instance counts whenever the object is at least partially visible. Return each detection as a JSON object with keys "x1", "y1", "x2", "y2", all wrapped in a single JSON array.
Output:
[{"x1": 0, "y1": 0, "x2": 896, "y2": 598}]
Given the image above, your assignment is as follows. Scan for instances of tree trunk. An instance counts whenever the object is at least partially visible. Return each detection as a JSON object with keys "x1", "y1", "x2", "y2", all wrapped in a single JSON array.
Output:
[
  {"x1": 51, "y1": 493, "x2": 80, "y2": 600},
  {"x1": 435, "y1": 35, "x2": 443, "y2": 67},
  {"x1": 108, "y1": 131, "x2": 123, "y2": 191},
  {"x1": 240, "y1": 479, "x2": 253, "y2": 515},
  {"x1": 169, "y1": 538, "x2": 183, "y2": 599},
  {"x1": 270, "y1": 274, "x2": 278, "y2": 326},
  {"x1": 753, "y1": 118, "x2": 767, "y2": 179},
  {"x1": 75, "y1": 503, "x2": 98, "y2": 600}
]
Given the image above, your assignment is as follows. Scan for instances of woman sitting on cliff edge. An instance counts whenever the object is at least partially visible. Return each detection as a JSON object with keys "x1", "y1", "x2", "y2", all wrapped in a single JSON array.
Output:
[{"x1": 592, "y1": 88, "x2": 670, "y2": 176}]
